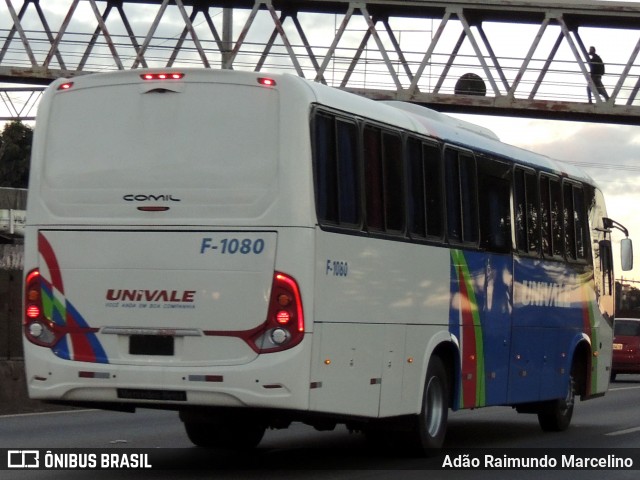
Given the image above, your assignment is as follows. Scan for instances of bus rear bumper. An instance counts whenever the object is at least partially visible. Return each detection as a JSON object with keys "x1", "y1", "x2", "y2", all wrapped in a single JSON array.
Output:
[{"x1": 24, "y1": 342, "x2": 311, "y2": 412}]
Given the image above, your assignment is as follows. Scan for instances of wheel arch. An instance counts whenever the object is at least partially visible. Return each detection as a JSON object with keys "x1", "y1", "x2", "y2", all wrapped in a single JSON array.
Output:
[
  {"x1": 420, "y1": 333, "x2": 460, "y2": 411},
  {"x1": 570, "y1": 335, "x2": 592, "y2": 398}
]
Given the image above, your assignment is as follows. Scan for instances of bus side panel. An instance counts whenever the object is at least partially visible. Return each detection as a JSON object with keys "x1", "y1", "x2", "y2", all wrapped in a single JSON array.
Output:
[
  {"x1": 309, "y1": 229, "x2": 450, "y2": 418},
  {"x1": 511, "y1": 257, "x2": 599, "y2": 404}
]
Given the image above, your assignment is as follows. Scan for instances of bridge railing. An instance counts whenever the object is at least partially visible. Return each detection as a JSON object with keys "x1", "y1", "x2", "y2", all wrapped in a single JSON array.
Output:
[{"x1": 1, "y1": 0, "x2": 639, "y2": 122}]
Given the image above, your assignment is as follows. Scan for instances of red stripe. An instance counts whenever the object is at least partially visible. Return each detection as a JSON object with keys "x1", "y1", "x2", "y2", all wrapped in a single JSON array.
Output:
[
  {"x1": 38, "y1": 233, "x2": 64, "y2": 294},
  {"x1": 65, "y1": 309, "x2": 96, "y2": 362},
  {"x1": 458, "y1": 265, "x2": 477, "y2": 408}
]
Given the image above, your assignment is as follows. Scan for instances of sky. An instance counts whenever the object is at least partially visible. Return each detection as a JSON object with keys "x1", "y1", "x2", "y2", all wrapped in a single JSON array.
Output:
[{"x1": 1, "y1": 0, "x2": 639, "y2": 280}]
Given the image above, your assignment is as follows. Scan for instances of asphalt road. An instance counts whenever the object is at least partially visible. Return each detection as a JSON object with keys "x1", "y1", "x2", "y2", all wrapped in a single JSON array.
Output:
[{"x1": 2, "y1": 375, "x2": 640, "y2": 480}]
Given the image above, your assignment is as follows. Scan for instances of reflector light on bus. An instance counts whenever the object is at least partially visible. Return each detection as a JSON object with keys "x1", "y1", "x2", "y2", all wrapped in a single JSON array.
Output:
[
  {"x1": 78, "y1": 371, "x2": 110, "y2": 379},
  {"x1": 258, "y1": 77, "x2": 276, "y2": 87},
  {"x1": 57, "y1": 82, "x2": 74, "y2": 91},
  {"x1": 141, "y1": 73, "x2": 185, "y2": 81}
]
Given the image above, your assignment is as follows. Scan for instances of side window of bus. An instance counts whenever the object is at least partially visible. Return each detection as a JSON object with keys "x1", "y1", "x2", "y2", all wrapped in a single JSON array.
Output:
[
  {"x1": 540, "y1": 174, "x2": 563, "y2": 258},
  {"x1": 363, "y1": 125, "x2": 405, "y2": 233},
  {"x1": 550, "y1": 178, "x2": 563, "y2": 257},
  {"x1": 514, "y1": 167, "x2": 540, "y2": 256},
  {"x1": 363, "y1": 125, "x2": 384, "y2": 231},
  {"x1": 573, "y1": 185, "x2": 588, "y2": 260},
  {"x1": 382, "y1": 131, "x2": 404, "y2": 232},
  {"x1": 406, "y1": 138, "x2": 443, "y2": 239},
  {"x1": 312, "y1": 111, "x2": 360, "y2": 227},
  {"x1": 562, "y1": 182, "x2": 589, "y2": 262},
  {"x1": 444, "y1": 148, "x2": 478, "y2": 245},
  {"x1": 599, "y1": 239, "x2": 614, "y2": 295},
  {"x1": 478, "y1": 158, "x2": 512, "y2": 254}
]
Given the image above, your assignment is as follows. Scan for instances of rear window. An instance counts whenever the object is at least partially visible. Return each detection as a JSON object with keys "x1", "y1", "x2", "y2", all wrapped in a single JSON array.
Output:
[
  {"x1": 615, "y1": 320, "x2": 640, "y2": 336},
  {"x1": 43, "y1": 83, "x2": 278, "y2": 193}
]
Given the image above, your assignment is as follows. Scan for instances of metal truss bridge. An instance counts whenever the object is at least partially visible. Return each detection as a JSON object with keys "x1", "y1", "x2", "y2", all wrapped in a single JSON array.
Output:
[{"x1": 1, "y1": 0, "x2": 640, "y2": 124}]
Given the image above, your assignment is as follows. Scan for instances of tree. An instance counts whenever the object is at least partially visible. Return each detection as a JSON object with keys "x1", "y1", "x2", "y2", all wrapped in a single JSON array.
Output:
[{"x1": 0, "y1": 121, "x2": 33, "y2": 188}]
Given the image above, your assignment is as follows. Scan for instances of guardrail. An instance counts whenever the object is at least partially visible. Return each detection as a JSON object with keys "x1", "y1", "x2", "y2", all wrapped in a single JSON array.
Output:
[{"x1": 0, "y1": 209, "x2": 25, "y2": 237}]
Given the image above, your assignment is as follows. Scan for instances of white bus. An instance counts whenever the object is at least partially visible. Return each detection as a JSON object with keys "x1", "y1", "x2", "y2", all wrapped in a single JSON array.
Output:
[{"x1": 23, "y1": 69, "x2": 632, "y2": 453}]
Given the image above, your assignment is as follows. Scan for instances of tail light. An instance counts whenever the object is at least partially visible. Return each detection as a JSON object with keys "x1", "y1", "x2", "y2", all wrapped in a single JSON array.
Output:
[
  {"x1": 24, "y1": 269, "x2": 64, "y2": 347},
  {"x1": 203, "y1": 272, "x2": 305, "y2": 353},
  {"x1": 251, "y1": 272, "x2": 304, "y2": 353}
]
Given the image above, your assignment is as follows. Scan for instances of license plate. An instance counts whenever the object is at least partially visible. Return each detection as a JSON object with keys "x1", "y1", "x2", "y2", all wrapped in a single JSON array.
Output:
[
  {"x1": 613, "y1": 343, "x2": 623, "y2": 350},
  {"x1": 129, "y1": 335, "x2": 174, "y2": 356}
]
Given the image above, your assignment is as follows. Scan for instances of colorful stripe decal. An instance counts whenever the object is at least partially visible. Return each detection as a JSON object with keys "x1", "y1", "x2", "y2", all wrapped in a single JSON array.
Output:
[
  {"x1": 451, "y1": 249, "x2": 486, "y2": 409},
  {"x1": 38, "y1": 232, "x2": 108, "y2": 363}
]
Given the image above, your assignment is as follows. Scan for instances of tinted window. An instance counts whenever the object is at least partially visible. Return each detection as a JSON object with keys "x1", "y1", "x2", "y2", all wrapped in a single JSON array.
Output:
[
  {"x1": 407, "y1": 138, "x2": 426, "y2": 237},
  {"x1": 313, "y1": 113, "x2": 338, "y2": 223},
  {"x1": 363, "y1": 126, "x2": 384, "y2": 231},
  {"x1": 573, "y1": 185, "x2": 588, "y2": 260},
  {"x1": 539, "y1": 175, "x2": 564, "y2": 257},
  {"x1": 313, "y1": 112, "x2": 360, "y2": 226},
  {"x1": 478, "y1": 159, "x2": 511, "y2": 253},
  {"x1": 550, "y1": 178, "x2": 563, "y2": 257},
  {"x1": 407, "y1": 139, "x2": 442, "y2": 238},
  {"x1": 445, "y1": 148, "x2": 478, "y2": 244},
  {"x1": 336, "y1": 120, "x2": 359, "y2": 225},
  {"x1": 424, "y1": 144, "x2": 443, "y2": 237},
  {"x1": 382, "y1": 132, "x2": 404, "y2": 232},
  {"x1": 514, "y1": 167, "x2": 540, "y2": 255},
  {"x1": 615, "y1": 320, "x2": 640, "y2": 336}
]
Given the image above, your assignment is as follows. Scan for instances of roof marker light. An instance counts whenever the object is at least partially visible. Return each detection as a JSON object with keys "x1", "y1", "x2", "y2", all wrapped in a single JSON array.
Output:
[
  {"x1": 57, "y1": 82, "x2": 74, "y2": 90},
  {"x1": 141, "y1": 73, "x2": 185, "y2": 81}
]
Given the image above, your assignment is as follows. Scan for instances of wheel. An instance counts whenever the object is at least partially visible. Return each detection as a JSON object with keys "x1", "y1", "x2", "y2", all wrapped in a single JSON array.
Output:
[
  {"x1": 411, "y1": 356, "x2": 449, "y2": 454},
  {"x1": 610, "y1": 372, "x2": 617, "y2": 382},
  {"x1": 183, "y1": 417, "x2": 265, "y2": 450},
  {"x1": 537, "y1": 375, "x2": 575, "y2": 432}
]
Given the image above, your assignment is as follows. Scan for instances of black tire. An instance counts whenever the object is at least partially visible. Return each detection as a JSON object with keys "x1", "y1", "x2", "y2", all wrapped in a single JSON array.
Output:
[
  {"x1": 183, "y1": 420, "x2": 265, "y2": 450},
  {"x1": 414, "y1": 356, "x2": 449, "y2": 454},
  {"x1": 610, "y1": 372, "x2": 617, "y2": 382},
  {"x1": 537, "y1": 375, "x2": 575, "y2": 432}
]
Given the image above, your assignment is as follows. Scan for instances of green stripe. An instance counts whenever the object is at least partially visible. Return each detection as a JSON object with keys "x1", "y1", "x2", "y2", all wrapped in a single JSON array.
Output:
[{"x1": 452, "y1": 250, "x2": 486, "y2": 407}]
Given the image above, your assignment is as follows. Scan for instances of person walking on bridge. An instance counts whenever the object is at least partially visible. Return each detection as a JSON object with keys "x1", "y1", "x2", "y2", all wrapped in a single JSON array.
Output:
[{"x1": 587, "y1": 46, "x2": 609, "y2": 103}]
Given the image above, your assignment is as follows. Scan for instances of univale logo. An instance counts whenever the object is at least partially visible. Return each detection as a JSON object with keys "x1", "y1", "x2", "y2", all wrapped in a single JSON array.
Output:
[{"x1": 106, "y1": 289, "x2": 196, "y2": 303}]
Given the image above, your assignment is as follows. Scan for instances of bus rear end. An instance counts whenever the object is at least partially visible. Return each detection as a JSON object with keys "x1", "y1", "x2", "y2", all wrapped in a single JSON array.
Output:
[{"x1": 23, "y1": 70, "x2": 315, "y2": 445}]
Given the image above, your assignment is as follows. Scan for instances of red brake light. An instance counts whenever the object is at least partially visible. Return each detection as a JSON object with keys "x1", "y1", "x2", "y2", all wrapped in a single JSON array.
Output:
[
  {"x1": 276, "y1": 310, "x2": 290, "y2": 324},
  {"x1": 258, "y1": 77, "x2": 276, "y2": 87},
  {"x1": 26, "y1": 305, "x2": 40, "y2": 319},
  {"x1": 57, "y1": 82, "x2": 74, "y2": 90},
  {"x1": 141, "y1": 72, "x2": 185, "y2": 81}
]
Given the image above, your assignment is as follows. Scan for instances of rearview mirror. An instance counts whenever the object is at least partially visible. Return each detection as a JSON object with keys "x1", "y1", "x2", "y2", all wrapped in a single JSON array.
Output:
[{"x1": 621, "y1": 238, "x2": 633, "y2": 271}]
